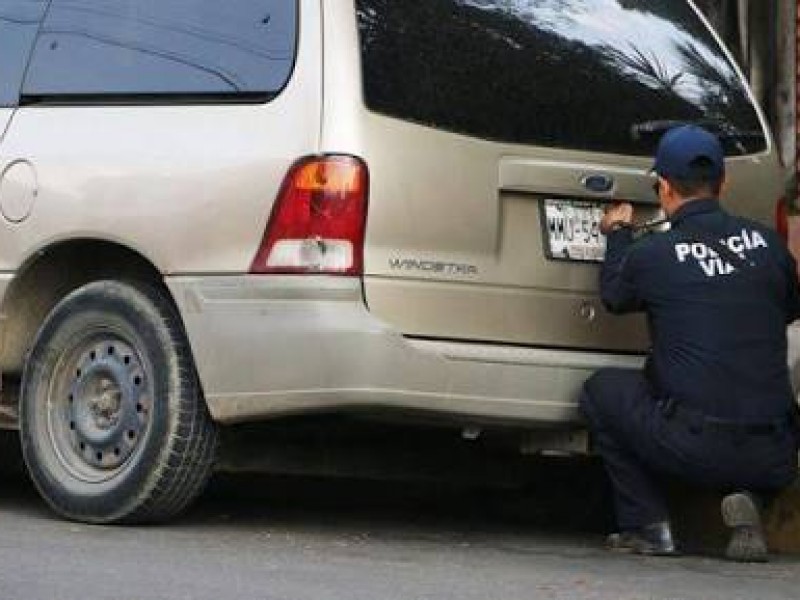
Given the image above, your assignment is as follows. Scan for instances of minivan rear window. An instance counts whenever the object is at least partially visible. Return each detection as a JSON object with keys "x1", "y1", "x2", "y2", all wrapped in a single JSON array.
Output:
[
  {"x1": 0, "y1": 1, "x2": 48, "y2": 107},
  {"x1": 356, "y1": 0, "x2": 767, "y2": 156},
  {"x1": 22, "y1": 0, "x2": 297, "y2": 101}
]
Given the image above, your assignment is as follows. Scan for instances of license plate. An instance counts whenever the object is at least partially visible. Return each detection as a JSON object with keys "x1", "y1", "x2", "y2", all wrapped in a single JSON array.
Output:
[{"x1": 542, "y1": 199, "x2": 606, "y2": 262}]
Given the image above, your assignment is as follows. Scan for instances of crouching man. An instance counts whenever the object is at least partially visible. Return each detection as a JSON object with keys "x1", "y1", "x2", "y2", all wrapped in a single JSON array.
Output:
[{"x1": 580, "y1": 125, "x2": 800, "y2": 562}]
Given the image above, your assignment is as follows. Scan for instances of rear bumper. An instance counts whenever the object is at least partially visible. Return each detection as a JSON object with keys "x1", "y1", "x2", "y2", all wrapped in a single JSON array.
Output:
[{"x1": 166, "y1": 276, "x2": 644, "y2": 425}]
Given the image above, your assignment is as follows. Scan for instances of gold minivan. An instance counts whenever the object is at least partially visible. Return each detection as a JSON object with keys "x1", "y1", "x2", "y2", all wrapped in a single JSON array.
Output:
[{"x1": 0, "y1": 0, "x2": 783, "y2": 523}]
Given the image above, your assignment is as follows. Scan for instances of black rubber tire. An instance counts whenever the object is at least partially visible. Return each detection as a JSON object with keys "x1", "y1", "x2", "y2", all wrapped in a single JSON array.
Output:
[{"x1": 19, "y1": 280, "x2": 218, "y2": 524}]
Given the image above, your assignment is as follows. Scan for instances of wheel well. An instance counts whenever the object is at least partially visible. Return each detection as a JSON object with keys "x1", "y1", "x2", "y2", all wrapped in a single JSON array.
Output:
[{"x1": 0, "y1": 240, "x2": 167, "y2": 385}]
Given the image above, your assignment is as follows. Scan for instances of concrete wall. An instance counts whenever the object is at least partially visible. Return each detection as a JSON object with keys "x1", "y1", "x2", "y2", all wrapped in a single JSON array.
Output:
[
  {"x1": 775, "y1": 0, "x2": 795, "y2": 180},
  {"x1": 698, "y1": 0, "x2": 796, "y2": 199}
]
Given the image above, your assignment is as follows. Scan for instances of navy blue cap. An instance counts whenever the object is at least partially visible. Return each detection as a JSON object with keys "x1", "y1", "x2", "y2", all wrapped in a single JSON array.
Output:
[{"x1": 652, "y1": 125, "x2": 724, "y2": 180}]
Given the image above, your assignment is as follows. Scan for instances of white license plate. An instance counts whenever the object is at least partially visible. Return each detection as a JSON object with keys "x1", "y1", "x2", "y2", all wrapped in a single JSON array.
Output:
[{"x1": 542, "y1": 199, "x2": 607, "y2": 262}]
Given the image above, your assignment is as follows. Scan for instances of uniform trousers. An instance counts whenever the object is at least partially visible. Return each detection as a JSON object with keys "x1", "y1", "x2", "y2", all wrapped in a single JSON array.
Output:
[{"x1": 579, "y1": 368, "x2": 798, "y2": 530}]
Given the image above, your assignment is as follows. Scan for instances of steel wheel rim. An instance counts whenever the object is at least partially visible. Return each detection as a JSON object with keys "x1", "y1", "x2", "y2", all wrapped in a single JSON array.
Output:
[{"x1": 47, "y1": 329, "x2": 154, "y2": 483}]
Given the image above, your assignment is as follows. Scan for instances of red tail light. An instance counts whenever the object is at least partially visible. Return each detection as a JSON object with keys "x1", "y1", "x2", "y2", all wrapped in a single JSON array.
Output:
[
  {"x1": 776, "y1": 196, "x2": 788, "y2": 241},
  {"x1": 250, "y1": 155, "x2": 369, "y2": 276}
]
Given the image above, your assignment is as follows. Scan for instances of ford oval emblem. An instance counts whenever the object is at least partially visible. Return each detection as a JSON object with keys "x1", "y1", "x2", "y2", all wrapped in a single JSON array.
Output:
[{"x1": 582, "y1": 174, "x2": 615, "y2": 193}]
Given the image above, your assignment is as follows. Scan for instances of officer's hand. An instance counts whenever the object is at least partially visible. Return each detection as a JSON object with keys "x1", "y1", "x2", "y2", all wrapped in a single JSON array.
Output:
[{"x1": 600, "y1": 202, "x2": 634, "y2": 235}]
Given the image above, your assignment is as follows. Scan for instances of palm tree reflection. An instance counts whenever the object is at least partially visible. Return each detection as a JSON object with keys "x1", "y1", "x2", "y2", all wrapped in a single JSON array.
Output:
[
  {"x1": 357, "y1": 0, "x2": 763, "y2": 154},
  {"x1": 602, "y1": 43, "x2": 685, "y2": 95}
]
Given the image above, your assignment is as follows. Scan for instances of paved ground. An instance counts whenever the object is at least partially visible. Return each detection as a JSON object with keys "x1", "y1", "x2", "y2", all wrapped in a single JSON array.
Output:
[{"x1": 1, "y1": 468, "x2": 799, "y2": 600}]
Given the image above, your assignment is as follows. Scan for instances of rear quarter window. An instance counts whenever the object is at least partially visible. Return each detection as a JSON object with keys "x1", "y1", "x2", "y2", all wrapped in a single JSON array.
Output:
[
  {"x1": 356, "y1": 0, "x2": 766, "y2": 156},
  {"x1": 0, "y1": 1, "x2": 48, "y2": 107},
  {"x1": 22, "y1": 0, "x2": 297, "y2": 101}
]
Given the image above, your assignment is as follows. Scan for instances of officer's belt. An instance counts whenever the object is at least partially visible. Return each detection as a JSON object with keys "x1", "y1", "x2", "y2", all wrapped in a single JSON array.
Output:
[{"x1": 659, "y1": 399, "x2": 789, "y2": 437}]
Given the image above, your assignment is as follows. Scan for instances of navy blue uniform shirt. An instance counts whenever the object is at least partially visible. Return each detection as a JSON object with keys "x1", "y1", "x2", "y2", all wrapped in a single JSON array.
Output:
[{"x1": 602, "y1": 198, "x2": 800, "y2": 422}]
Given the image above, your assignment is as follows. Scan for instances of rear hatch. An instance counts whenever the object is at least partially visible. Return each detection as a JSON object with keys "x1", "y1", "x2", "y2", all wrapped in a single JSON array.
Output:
[{"x1": 355, "y1": 0, "x2": 774, "y2": 352}]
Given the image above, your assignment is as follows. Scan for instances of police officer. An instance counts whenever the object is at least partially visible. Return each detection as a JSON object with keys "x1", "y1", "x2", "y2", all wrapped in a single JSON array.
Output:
[{"x1": 580, "y1": 125, "x2": 800, "y2": 562}]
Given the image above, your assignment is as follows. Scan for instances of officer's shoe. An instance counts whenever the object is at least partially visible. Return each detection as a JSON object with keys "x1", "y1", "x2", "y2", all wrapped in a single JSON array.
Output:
[
  {"x1": 606, "y1": 521, "x2": 678, "y2": 556},
  {"x1": 721, "y1": 491, "x2": 768, "y2": 563}
]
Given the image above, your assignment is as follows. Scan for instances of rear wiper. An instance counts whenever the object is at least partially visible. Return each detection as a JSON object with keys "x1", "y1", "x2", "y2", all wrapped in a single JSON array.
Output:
[{"x1": 631, "y1": 119, "x2": 764, "y2": 142}]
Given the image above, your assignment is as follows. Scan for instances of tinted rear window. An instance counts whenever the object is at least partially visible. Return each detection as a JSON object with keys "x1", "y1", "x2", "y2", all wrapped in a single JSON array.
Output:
[
  {"x1": 23, "y1": 0, "x2": 297, "y2": 100},
  {"x1": 0, "y1": 1, "x2": 47, "y2": 107},
  {"x1": 356, "y1": 0, "x2": 767, "y2": 156}
]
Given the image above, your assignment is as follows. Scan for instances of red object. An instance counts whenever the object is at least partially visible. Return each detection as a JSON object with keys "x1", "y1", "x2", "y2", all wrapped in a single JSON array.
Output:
[
  {"x1": 776, "y1": 196, "x2": 789, "y2": 241},
  {"x1": 250, "y1": 155, "x2": 369, "y2": 276}
]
